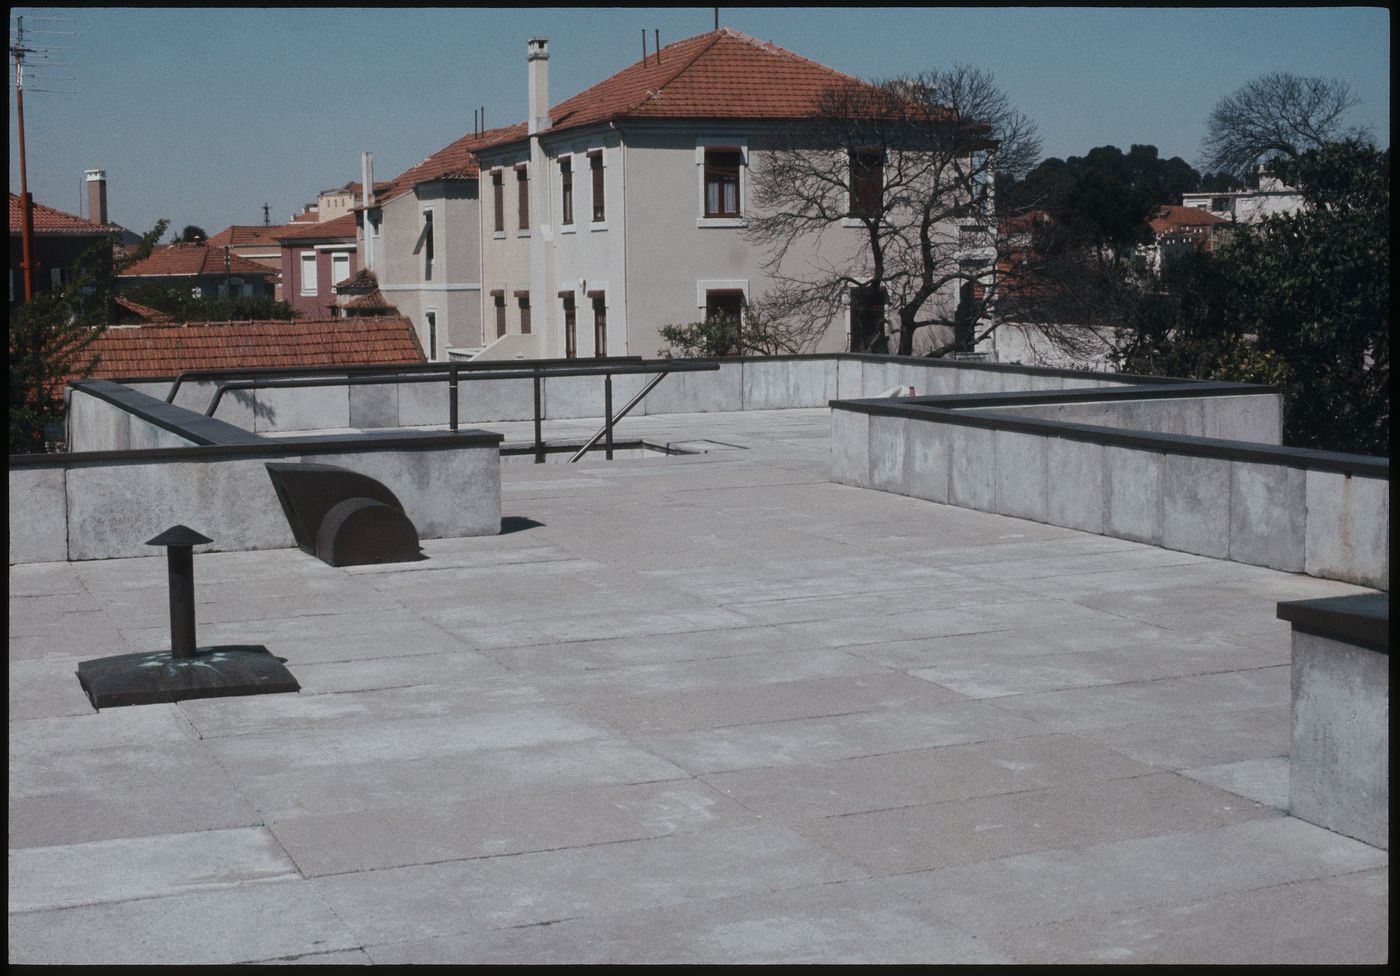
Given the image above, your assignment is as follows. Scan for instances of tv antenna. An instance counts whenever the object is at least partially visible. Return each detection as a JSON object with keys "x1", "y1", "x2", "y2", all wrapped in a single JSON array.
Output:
[{"x1": 10, "y1": 11, "x2": 77, "y2": 301}]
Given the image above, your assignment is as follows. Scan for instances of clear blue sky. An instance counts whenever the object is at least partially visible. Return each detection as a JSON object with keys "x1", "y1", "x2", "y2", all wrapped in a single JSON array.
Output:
[{"x1": 9, "y1": 6, "x2": 1390, "y2": 236}]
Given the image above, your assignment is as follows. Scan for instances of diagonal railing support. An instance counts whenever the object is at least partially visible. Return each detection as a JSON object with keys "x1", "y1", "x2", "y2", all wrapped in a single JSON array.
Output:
[{"x1": 568, "y1": 369, "x2": 671, "y2": 463}]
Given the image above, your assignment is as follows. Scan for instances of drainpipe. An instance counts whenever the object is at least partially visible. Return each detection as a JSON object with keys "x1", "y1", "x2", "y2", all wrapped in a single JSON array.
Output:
[
  {"x1": 361, "y1": 151, "x2": 375, "y2": 272},
  {"x1": 527, "y1": 38, "x2": 551, "y2": 358}
]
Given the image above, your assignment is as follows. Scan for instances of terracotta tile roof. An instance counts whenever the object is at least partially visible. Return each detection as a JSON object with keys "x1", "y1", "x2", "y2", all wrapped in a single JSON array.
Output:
[
  {"x1": 113, "y1": 296, "x2": 174, "y2": 323},
  {"x1": 1149, "y1": 205, "x2": 1229, "y2": 235},
  {"x1": 335, "y1": 268, "x2": 378, "y2": 291},
  {"x1": 273, "y1": 212, "x2": 359, "y2": 242},
  {"x1": 378, "y1": 124, "x2": 526, "y2": 204},
  {"x1": 119, "y1": 243, "x2": 280, "y2": 279},
  {"x1": 75, "y1": 316, "x2": 425, "y2": 381},
  {"x1": 206, "y1": 224, "x2": 293, "y2": 247},
  {"x1": 9, "y1": 192, "x2": 122, "y2": 235},
  {"x1": 344, "y1": 289, "x2": 396, "y2": 311},
  {"x1": 489, "y1": 29, "x2": 871, "y2": 149}
]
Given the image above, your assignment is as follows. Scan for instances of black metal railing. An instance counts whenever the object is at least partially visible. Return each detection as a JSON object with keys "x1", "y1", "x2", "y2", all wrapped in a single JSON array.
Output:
[{"x1": 196, "y1": 359, "x2": 719, "y2": 463}]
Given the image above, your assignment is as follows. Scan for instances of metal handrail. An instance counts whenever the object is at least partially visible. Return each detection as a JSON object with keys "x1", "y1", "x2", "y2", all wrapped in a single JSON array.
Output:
[
  {"x1": 202, "y1": 359, "x2": 719, "y2": 462},
  {"x1": 166, "y1": 356, "x2": 643, "y2": 404}
]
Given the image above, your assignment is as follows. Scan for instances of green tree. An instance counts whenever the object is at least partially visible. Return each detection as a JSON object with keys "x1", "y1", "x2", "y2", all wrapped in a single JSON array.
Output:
[
  {"x1": 174, "y1": 224, "x2": 208, "y2": 243},
  {"x1": 658, "y1": 300, "x2": 811, "y2": 358},
  {"x1": 120, "y1": 280, "x2": 297, "y2": 322},
  {"x1": 9, "y1": 221, "x2": 168, "y2": 454},
  {"x1": 1119, "y1": 140, "x2": 1388, "y2": 455}
]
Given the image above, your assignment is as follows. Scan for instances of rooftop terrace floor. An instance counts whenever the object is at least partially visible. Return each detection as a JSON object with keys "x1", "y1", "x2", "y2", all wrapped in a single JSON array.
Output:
[{"x1": 8, "y1": 408, "x2": 1388, "y2": 964}]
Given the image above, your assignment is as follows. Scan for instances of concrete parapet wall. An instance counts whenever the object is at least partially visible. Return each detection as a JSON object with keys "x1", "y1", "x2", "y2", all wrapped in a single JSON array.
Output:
[
  {"x1": 1279, "y1": 595, "x2": 1389, "y2": 850},
  {"x1": 980, "y1": 394, "x2": 1282, "y2": 444},
  {"x1": 835, "y1": 399, "x2": 1389, "y2": 589}
]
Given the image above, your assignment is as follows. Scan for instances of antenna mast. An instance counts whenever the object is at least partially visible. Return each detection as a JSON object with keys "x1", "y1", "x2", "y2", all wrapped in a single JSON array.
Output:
[{"x1": 12, "y1": 15, "x2": 35, "y2": 301}]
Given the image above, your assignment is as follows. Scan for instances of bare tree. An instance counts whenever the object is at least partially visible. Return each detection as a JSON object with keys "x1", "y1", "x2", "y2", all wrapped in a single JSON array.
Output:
[
  {"x1": 1202, "y1": 72, "x2": 1367, "y2": 184},
  {"x1": 747, "y1": 66, "x2": 1040, "y2": 357}
]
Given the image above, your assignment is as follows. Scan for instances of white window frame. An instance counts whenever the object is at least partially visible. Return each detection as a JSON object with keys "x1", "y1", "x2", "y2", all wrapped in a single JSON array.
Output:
[
  {"x1": 300, "y1": 250, "x2": 318, "y2": 296},
  {"x1": 695, "y1": 279, "x2": 750, "y2": 310},
  {"x1": 330, "y1": 250, "x2": 351, "y2": 288},
  {"x1": 696, "y1": 139, "x2": 748, "y2": 228}
]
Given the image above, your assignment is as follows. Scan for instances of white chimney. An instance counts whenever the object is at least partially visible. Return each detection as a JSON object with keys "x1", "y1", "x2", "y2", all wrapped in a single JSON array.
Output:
[
  {"x1": 527, "y1": 37, "x2": 550, "y2": 135},
  {"x1": 85, "y1": 169, "x2": 108, "y2": 225},
  {"x1": 361, "y1": 151, "x2": 375, "y2": 272}
]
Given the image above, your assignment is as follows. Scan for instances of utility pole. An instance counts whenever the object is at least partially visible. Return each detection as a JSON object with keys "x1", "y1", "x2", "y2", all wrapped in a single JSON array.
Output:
[{"x1": 12, "y1": 15, "x2": 35, "y2": 302}]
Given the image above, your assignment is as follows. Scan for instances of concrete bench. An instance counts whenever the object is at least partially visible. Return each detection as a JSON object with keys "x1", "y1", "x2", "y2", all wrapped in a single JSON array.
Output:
[{"x1": 1278, "y1": 593, "x2": 1389, "y2": 849}]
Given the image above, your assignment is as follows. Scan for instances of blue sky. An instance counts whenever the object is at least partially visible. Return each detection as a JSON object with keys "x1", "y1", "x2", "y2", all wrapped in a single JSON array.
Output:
[{"x1": 8, "y1": 6, "x2": 1390, "y2": 236}]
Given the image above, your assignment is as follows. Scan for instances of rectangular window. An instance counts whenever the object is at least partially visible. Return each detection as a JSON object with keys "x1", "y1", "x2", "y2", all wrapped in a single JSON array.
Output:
[
  {"x1": 560, "y1": 158, "x2": 574, "y2": 225},
  {"x1": 704, "y1": 148, "x2": 742, "y2": 217},
  {"x1": 517, "y1": 165, "x2": 529, "y2": 230},
  {"x1": 421, "y1": 209, "x2": 435, "y2": 281},
  {"x1": 300, "y1": 251, "x2": 318, "y2": 295},
  {"x1": 590, "y1": 291, "x2": 607, "y2": 357},
  {"x1": 492, "y1": 171, "x2": 504, "y2": 232},
  {"x1": 849, "y1": 149, "x2": 884, "y2": 218},
  {"x1": 51, "y1": 266, "x2": 65, "y2": 288},
  {"x1": 516, "y1": 291, "x2": 531, "y2": 335},
  {"x1": 493, "y1": 291, "x2": 506, "y2": 338},
  {"x1": 331, "y1": 251, "x2": 350, "y2": 287},
  {"x1": 561, "y1": 292, "x2": 577, "y2": 359},
  {"x1": 705, "y1": 289, "x2": 745, "y2": 356},
  {"x1": 850, "y1": 285, "x2": 887, "y2": 352},
  {"x1": 589, "y1": 152, "x2": 605, "y2": 222},
  {"x1": 425, "y1": 310, "x2": 438, "y2": 359}
]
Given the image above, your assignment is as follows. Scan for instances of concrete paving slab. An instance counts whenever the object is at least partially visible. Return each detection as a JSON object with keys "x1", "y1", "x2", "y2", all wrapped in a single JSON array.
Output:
[
  {"x1": 888, "y1": 817, "x2": 1388, "y2": 937},
  {"x1": 797, "y1": 772, "x2": 1272, "y2": 874},
  {"x1": 368, "y1": 878, "x2": 1000, "y2": 964},
  {"x1": 1081, "y1": 704, "x2": 1292, "y2": 771},
  {"x1": 8, "y1": 658, "x2": 99, "y2": 719},
  {"x1": 9, "y1": 826, "x2": 298, "y2": 913},
  {"x1": 1181, "y1": 756, "x2": 1290, "y2": 810},
  {"x1": 640, "y1": 699, "x2": 1042, "y2": 774},
  {"x1": 208, "y1": 737, "x2": 690, "y2": 820},
  {"x1": 8, "y1": 879, "x2": 359, "y2": 965},
  {"x1": 579, "y1": 670, "x2": 965, "y2": 735},
  {"x1": 271, "y1": 779, "x2": 758, "y2": 877},
  {"x1": 988, "y1": 867, "x2": 1389, "y2": 964},
  {"x1": 312, "y1": 824, "x2": 866, "y2": 945},
  {"x1": 704, "y1": 733, "x2": 1154, "y2": 821}
]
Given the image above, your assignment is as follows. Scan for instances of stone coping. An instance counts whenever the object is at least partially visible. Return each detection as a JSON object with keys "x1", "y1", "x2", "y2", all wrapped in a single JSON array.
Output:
[
  {"x1": 830, "y1": 394, "x2": 1389, "y2": 478},
  {"x1": 1277, "y1": 594, "x2": 1390, "y2": 654}
]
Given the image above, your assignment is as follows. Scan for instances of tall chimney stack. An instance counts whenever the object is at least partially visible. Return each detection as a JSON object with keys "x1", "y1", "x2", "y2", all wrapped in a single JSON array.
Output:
[
  {"x1": 85, "y1": 169, "x2": 108, "y2": 225},
  {"x1": 527, "y1": 37, "x2": 550, "y2": 135}
]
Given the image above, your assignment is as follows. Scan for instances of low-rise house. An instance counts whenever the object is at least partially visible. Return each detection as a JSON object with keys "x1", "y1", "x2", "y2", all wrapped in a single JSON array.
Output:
[
  {"x1": 117, "y1": 241, "x2": 279, "y2": 301},
  {"x1": 206, "y1": 225, "x2": 294, "y2": 300},
  {"x1": 360, "y1": 128, "x2": 515, "y2": 360},
  {"x1": 9, "y1": 192, "x2": 123, "y2": 308},
  {"x1": 474, "y1": 29, "x2": 890, "y2": 360},
  {"x1": 274, "y1": 213, "x2": 360, "y2": 319},
  {"x1": 1181, "y1": 168, "x2": 1303, "y2": 223},
  {"x1": 1140, "y1": 204, "x2": 1230, "y2": 273}
]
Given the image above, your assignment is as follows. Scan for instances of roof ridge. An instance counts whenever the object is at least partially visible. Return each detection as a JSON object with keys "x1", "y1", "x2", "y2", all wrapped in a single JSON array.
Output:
[{"x1": 635, "y1": 30, "x2": 726, "y2": 111}]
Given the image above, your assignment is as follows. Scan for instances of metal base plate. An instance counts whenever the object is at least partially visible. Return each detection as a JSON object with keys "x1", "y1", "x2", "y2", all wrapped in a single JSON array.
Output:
[{"x1": 76, "y1": 645, "x2": 300, "y2": 709}]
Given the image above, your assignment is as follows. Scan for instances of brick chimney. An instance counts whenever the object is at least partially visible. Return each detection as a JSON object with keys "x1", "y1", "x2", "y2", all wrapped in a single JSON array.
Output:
[
  {"x1": 527, "y1": 37, "x2": 550, "y2": 135},
  {"x1": 85, "y1": 169, "x2": 108, "y2": 225}
]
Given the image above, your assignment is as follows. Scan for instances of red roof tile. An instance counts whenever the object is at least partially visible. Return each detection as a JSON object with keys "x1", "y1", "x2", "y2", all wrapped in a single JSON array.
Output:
[
  {"x1": 206, "y1": 224, "x2": 294, "y2": 247},
  {"x1": 119, "y1": 243, "x2": 280, "y2": 279},
  {"x1": 75, "y1": 316, "x2": 425, "y2": 381},
  {"x1": 551, "y1": 30, "x2": 862, "y2": 132},
  {"x1": 113, "y1": 296, "x2": 174, "y2": 323},
  {"x1": 9, "y1": 192, "x2": 122, "y2": 235},
  {"x1": 1149, "y1": 205, "x2": 1229, "y2": 235},
  {"x1": 378, "y1": 125, "x2": 526, "y2": 204},
  {"x1": 273, "y1": 212, "x2": 359, "y2": 242}
]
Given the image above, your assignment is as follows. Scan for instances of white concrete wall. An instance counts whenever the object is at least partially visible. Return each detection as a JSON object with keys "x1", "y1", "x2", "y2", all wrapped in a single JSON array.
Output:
[
  {"x1": 833, "y1": 405, "x2": 1389, "y2": 589},
  {"x1": 977, "y1": 394, "x2": 1283, "y2": 444},
  {"x1": 9, "y1": 441, "x2": 501, "y2": 564},
  {"x1": 1290, "y1": 627, "x2": 1389, "y2": 849}
]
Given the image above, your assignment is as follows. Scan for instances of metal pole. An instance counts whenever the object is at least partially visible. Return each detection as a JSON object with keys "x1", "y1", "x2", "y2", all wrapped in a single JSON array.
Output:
[
  {"x1": 533, "y1": 372, "x2": 544, "y2": 463},
  {"x1": 604, "y1": 373, "x2": 614, "y2": 460},
  {"x1": 449, "y1": 362, "x2": 459, "y2": 432},
  {"x1": 167, "y1": 545, "x2": 197, "y2": 659},
  {"x1": 14, "y1": 31, "x2": 35, "y2": 303}
]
